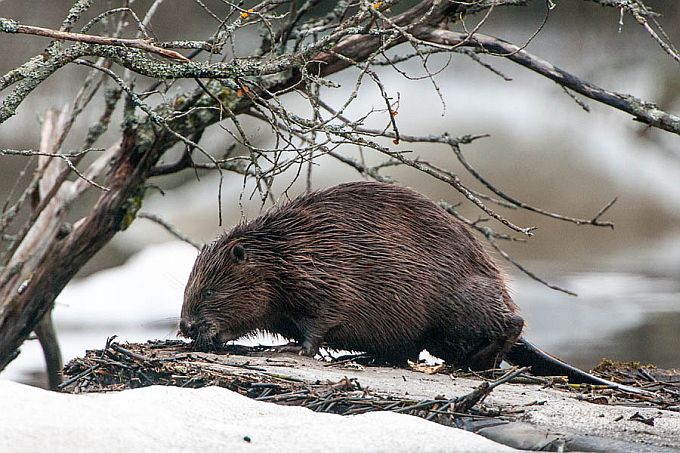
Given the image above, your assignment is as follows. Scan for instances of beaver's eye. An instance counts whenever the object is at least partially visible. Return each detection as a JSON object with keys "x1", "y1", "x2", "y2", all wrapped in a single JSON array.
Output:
[{"x1": 203, "y1": 289, "x2": 214, "y2": 299}]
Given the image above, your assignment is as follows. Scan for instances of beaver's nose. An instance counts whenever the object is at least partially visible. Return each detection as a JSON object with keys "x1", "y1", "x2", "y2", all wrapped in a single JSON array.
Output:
[{"x1": 179, "y1": 318, "x2": 194, "y2": 338}]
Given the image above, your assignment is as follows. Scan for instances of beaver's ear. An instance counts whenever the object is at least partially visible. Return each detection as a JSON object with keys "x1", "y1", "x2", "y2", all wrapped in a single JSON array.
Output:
[{"x1": 230, "y1": 243, "x2": 247, "y2": 263}]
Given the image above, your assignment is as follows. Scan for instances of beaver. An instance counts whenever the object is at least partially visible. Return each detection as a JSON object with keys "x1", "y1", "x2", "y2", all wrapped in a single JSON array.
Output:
[{"x1": 179, "y1": 181, "x2": 622, "y2": 386}]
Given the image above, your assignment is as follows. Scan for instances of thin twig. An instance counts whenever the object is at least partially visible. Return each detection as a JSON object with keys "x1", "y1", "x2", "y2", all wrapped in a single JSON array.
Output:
[{"x1": 137, "y1": 212, "x2": 202, "y2": 249}]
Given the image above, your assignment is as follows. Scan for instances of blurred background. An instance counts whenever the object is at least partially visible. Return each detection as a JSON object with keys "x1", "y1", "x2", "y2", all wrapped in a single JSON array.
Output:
[{"x1": 1, "y1": 0, "x2": 678, "y2": 386}]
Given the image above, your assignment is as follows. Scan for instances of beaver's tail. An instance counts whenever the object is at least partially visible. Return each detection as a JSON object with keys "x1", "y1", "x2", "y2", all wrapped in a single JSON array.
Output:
[{"x1": 506, "y1": 337, "x2": 651, "y2": 395}]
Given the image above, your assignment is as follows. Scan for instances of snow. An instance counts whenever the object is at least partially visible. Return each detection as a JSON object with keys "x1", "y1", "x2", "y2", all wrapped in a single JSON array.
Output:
[{"x1": 0, "y1": 381, "x2": 518, "y2": 453}]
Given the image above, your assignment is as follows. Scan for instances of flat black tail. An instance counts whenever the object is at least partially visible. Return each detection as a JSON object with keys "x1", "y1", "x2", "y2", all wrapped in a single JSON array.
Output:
[{"x1": 506, "y1": 337, "x2": 617, "y2": 386}]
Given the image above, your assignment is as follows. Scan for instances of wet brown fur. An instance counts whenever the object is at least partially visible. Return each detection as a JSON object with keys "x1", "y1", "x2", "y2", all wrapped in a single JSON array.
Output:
[{"x1": 181, "y1": 181, "x2": 524, "y2": 369}]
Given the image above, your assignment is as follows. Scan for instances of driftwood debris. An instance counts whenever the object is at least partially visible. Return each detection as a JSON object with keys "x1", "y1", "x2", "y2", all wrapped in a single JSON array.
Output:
[
  {"x1": 61, "y1": 339, "x2": 521, "y2": 424},
  {"x1": 60, "y1": 340, "x2": 680, "y2": 452}
]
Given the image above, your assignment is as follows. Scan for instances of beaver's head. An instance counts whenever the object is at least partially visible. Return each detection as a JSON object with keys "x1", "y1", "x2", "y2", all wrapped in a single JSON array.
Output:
[{"x1": 180, "y1": 238, "x2": 276, "y2": 350}]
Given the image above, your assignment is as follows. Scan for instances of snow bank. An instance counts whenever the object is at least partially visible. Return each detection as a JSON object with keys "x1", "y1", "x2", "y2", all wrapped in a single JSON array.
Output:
[{"x1": 0, "y1": 381, "x2": 517, "y2": 453}]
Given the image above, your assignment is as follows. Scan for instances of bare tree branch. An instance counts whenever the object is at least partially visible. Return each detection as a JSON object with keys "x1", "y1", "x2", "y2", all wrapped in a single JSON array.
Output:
[
  {"x1": 0, "y1": 17, "x2": 190, "y2": 61},
  {"x1": 414, "y1": 28, "x2": 680, "y2": 135}
]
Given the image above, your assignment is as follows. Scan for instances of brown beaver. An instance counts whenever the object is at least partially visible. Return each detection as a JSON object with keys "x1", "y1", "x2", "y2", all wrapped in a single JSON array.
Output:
[{"x1": 179, "y1": 181, "x2": 618, "y2": 385}]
